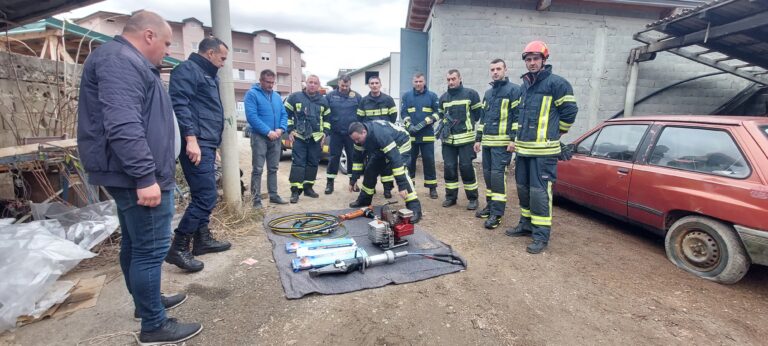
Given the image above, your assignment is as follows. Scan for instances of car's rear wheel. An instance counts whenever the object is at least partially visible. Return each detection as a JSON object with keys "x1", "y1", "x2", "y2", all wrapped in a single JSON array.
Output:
[
  {"x1": 339, "y1": 151, "x2": 348, "y2": 175},
  {"x1": 665, "y1": 215, "x2": 749, "y2": 284}
]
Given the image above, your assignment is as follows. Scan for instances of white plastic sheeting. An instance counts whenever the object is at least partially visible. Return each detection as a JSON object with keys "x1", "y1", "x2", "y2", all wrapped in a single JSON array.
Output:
[{"x1": 0, "y1": 200, "x2": 119, "y2": 331}]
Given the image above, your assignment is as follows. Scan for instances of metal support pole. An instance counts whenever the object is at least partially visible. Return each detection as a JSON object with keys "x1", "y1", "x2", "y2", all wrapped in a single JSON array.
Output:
[
  {"x1": 624, "y1": 53, "x2": 640, "y2": 118},
  {"x1": 210, "y1": 0, "x2": 241, "y2": 209}
]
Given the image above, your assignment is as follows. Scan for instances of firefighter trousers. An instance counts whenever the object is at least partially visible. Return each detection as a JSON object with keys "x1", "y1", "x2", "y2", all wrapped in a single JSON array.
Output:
[
  {"x1": 408, "y1": 141, "x2": 437, "y2": 188},
  {"x1": 355, "y1": 152, "x2": 421, "y2": 212},
  {"x1": 442, "y1": 143, "x2": 478, "y2": 201},
  {"x1": 482, "y1": 146, "x2": 512, "y2": 217},
  {"x1": 515, "y1": 156, "x2": 558, "y2": 242},
  {"x1": 327, "y1": 132, "x2": 354, "y2": 180},
  {"x1": 289, "y1": 138, "x2": 321, "y2": 191}
]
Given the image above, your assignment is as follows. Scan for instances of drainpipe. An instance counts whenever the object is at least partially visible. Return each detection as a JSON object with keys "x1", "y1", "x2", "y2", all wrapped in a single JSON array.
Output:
[
  {"x1": 211, "y1": 0, "x2": 242, "y2": 209},
  {"x1": 623, "y1": 49, "x2": 640, "y2": 118}
]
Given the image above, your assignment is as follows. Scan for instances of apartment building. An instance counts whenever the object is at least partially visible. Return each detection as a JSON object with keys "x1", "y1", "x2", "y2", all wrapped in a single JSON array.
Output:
[{"x1": 75, "y1": 11, "x2": 305, "y2": 108}]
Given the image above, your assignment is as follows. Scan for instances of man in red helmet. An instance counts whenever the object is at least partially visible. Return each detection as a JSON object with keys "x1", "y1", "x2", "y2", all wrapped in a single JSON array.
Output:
[{"x1": 505, "y1": 41, "x2": 578, "y2": 254}]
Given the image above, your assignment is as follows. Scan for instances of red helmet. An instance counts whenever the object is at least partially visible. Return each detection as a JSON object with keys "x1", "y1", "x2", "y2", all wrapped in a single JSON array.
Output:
[{"x1": 522, "y1": 41, "x2": 549, "y2": 60}]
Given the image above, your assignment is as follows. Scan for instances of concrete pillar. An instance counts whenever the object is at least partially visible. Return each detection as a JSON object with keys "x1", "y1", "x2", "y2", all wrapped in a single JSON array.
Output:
[
  {"x1": 624, "y1": 53, "x2": 640, "y2": 118},
  {"x1": 588, "y1": 26, "x2": 607, "y2": 128},
  {"x1": 210, "y1": 0, "x2": 241, "y2": 209}
]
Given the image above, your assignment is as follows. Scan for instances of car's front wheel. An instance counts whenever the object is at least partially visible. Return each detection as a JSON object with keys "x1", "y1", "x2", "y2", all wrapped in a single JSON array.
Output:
[
  {"x1": 665, "y1": 215, "x2": 750, "y2": 284},
  {"x1": 339, "y1": 151, "x2": 348, "y2": 175}
]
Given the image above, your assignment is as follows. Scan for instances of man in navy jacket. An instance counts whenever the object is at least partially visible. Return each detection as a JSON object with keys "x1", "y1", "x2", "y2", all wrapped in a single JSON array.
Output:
[
  {"x1": 167, "y1": 37, "x2": 232, "y2": 272},
  {"x1": 77, "y1": 11, "x2": 201, "y2": 344},
  {"x1": 245, "y1": 69, "x2": 289, "y2": 208}
]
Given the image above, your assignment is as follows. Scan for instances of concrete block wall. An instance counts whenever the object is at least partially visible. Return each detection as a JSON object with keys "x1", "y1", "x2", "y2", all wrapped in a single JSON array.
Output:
[
  {"x1": 0, "y1": 53, "x2": 80, "y2": 148},
  {"x1": 427, "y1": 0, "x2": 750, "y2": 140}
]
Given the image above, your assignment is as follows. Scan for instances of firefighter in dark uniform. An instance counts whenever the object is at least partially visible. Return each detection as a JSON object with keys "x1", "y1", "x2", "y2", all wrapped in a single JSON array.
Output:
[
  {"x1": 506, "y1": 41, "x2": 578, "y2": 254},
  {"x1": 324, "y1": 74, "x2": 361, "y2": 195},
  {"x1": 348, "y1": 120, "x2": 422, "y2": 223},
  {"x1": 285, "y1": 75, "x2": 331, "y2": 204},
  {"x1": 356, "y1": 75, "x2": 398, "y2": 198},
  {"x1": 437, "y1": 69, "x2": 483, "y2": 210},
  {"x1": 402, "y1": 73, "x2": 440, "y2": 199},
  {"x1": 475, "y1": 59, "x2": 521, "y2": 230}
]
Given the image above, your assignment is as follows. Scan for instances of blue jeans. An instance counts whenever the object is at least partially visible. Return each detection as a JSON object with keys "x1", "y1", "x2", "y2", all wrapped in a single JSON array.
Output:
[
  {"x1": 178, "y1": 144, "x2": 217, "y2": 234},
  {"x1": 107, "y1": 187, "x2": 173, "y2": 332}
]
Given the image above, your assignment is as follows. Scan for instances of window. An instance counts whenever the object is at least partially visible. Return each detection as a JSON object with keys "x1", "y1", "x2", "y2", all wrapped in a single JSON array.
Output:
[
  {"x1": 575, "y1": 131, "x2": 598, "y2": 155},
  {"x1": 277, "y1": 75, "x2": 287, "y2": 85},
  {"x1": 277, "y1": 56, "x2": 284, "y2": 65},
  {"x1": 236, "y1": 102, "x2": 244, "y2": 112},
  {"x1": 590, "y1": 124, "x2": 648, "y2": 162},
  {"x1": 191, "y1": 41, "x2": 199, "y2": 51},
  {"x1": 259, "y1": 36, "x2": 270, "y2": 44},
  {"x1": 238, "y1": 69, "x2": 245, "y2": 80},
  {"x1": 234, "y1": 48, "x2": 249, "y2": 53},
  {"x1": 365, "y1": 71, "x2": 379, "y2": 84},
  {"x1": 261, "y1": 52, "x2": 271, "y2": 61},
  {"x1": 650, "y1": 127, "x2": 750, "y2": 178}
]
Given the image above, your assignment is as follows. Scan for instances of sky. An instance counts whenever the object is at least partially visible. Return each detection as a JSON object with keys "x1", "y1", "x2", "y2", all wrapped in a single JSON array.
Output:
[{"x1": 58, "y1": 0, "x2": 410, "y2": 85}]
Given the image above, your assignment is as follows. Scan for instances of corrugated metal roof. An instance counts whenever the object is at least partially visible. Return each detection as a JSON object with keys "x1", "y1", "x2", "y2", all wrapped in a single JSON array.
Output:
[{"x1": 634, "y1": 0, "x2": 768, "y2": 84}]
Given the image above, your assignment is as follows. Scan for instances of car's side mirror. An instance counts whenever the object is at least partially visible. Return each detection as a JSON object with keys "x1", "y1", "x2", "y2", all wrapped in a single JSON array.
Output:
[{"x1": 565, "y1": 143, "x2": 576, "y2": 152}]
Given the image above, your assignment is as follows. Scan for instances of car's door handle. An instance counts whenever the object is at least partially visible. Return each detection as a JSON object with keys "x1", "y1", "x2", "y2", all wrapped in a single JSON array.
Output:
[{"x1": 617, "y1": 167, "x2": 630, "y2": 174}]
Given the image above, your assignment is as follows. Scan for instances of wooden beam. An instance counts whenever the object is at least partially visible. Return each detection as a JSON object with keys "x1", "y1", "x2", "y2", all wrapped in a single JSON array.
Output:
[
  {"x1": 57, "y1": 41, "x2": 74, "y2": 64},
  {"x1": 537, "y1": 0, "x2": 552, "y2": 11}
]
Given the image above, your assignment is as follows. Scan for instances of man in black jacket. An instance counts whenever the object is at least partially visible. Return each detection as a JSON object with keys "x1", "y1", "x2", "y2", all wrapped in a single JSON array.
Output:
[
  {"x1": 167, "y1": 37, "x2": 232, "y2": 273},
  {"x1": 285, "y1": 75, "x2": 331, "y2": 203},
  {"x1": 357, "y1": 76, "x2": 398, "y2": 198},
  {"x1": 324, "y1": 74, "x2": 361, "y2": 194},
  {"x1": 437, "y1": 69, "x2": 483, "y2": 210},
  {"x1": 475, "y1": 59, "x2": 521, "y2": 229},
  {"x1": 348, "y1": 121, "x2": 422, "y2": 223}
]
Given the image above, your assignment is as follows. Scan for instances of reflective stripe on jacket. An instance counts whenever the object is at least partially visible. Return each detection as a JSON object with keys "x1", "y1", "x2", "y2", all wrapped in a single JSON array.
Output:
[
  {"x1": 401, "y1": 87, "x2": 440, "y2": 143},
  {"x1": 357, "y1": 92, "x2": 397, "y2": 123},
  {"x1": 478, "y1": 78, "x2": 521, "y2": 147},
  {"x1": 350, "y1": 120, "x2": 412, "y2": 188},
  {"x1": 438, "y1": 85, "x2": 483, "y2": 146},
  {"x1": 515, "y1": 65, "x2": 578, "y2": 157},
  {"x1": 285, "y1": 91, "x2": 330, "y2": 141}
]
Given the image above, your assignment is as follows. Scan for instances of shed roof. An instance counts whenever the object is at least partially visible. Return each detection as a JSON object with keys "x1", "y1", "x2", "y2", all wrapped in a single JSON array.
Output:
[{"x1": 633, "y1": 0, "x2": 768, "y2": 85}]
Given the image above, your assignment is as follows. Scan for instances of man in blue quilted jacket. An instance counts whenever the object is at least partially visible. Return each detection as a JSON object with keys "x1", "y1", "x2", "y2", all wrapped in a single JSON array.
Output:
[
  {"x1": 168, "y1": 37, "x2": 232, "y2": 272},
  {"x1": 245, "y1": 69, "x2": 289, "y2": 208}
]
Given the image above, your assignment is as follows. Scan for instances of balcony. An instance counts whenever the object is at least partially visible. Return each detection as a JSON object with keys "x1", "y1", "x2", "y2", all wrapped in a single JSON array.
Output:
[
  {"x1": 276, "y1": 84, "x2": 291, "y2": 94},
  {"x1": 276, "y1": 65, "x2": 290, "y2": 75}
]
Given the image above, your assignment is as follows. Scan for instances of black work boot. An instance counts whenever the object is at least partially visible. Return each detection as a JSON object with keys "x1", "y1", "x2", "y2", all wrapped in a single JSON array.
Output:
[
  {"x1": 475, "y1": 205, "x2": 490, "y2": 218},
  {"x1": 526, "y1": 240, "x2": 548, "y2": 254},
  {"x1": 406, "y1": 201, "x2": 423, "y2": 224},
  {"x1": 484, "y1": 215, "x2": 502, "y2": 229},
  {"x1": 304, "y1": 184, "x2": 319, "y2": 198},
  {"x1": 429, "y1": 187, "x2": 438, "y2": 199},
  {"x1": 442, "y1": 199, "x2": 457, "y2": 208},
  {"x1": 505, "y1": 220, "x2": 533, "y2": 237},
  {"x1": 290, "y1": 187, "x2": 301, "y2": 203},
  {"x1": 138, "y1": 318, "x2": 203, "y2": 345},
  {"x1": 349, "y1": 199, "x2": 370, "y2": 208},
  {"x1": 193, "y1": 225, "x2": 232, "y2": 256},
  {"x1": 134, "y1": 293, "x2": 188, "y2": 320},
  {"x1": 165, "y1": 232, "x2": 204, "y2": 273},
  {"x1": 466, "y1": 199, "x2": 479, "y2": 210},
  {"x1": 383, "y1": 188, "x2": 393, "y2": 199},
  {"x1": 324, "y1": 178, "x2": 334, "y2": 195}
]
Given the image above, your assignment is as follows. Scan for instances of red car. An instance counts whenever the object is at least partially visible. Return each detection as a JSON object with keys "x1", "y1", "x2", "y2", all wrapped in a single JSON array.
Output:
[{"x1": 555, "y1": 116, "x2": 768, "y2": 284}]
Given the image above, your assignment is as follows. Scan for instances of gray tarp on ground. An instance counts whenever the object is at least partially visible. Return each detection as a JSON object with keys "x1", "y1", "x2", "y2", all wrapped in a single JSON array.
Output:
[{"x1": 264, "y1": 208, "x2": 467, "y2": 299}]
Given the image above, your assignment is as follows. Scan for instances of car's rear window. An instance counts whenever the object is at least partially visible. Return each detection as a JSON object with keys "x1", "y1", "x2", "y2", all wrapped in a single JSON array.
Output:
[{"x1": 650, "y1": 126, "x2": 750, "y2": 178}]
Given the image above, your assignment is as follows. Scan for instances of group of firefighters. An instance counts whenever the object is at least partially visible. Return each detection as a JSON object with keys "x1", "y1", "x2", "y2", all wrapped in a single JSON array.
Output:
[{"x1": 283, "y1": 40, "x2": 577, "y2": 254}]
